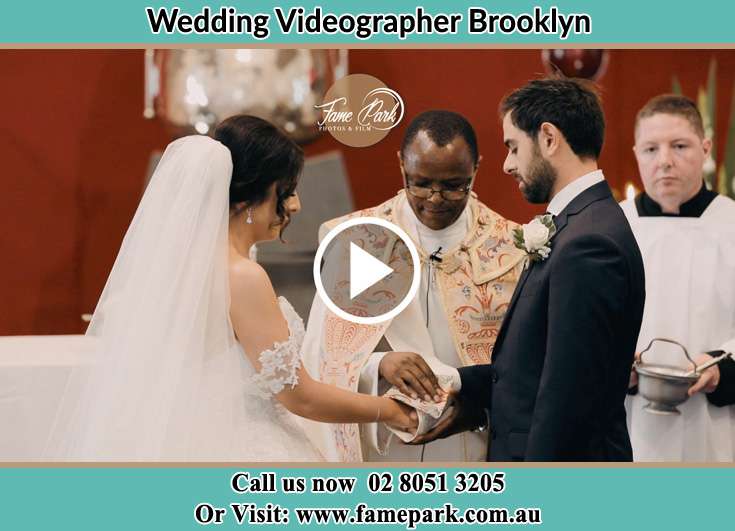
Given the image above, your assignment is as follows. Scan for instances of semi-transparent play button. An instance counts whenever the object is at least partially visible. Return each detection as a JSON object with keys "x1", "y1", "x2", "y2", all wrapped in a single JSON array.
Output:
[{"x1": 313, "y1": 217, "x2": 421, "y2": 325}]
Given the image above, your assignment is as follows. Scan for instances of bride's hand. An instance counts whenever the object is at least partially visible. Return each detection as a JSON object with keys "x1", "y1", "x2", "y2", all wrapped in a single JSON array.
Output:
[{"x1": 381, "y1": 397, "x2": 418, "y2": 434}]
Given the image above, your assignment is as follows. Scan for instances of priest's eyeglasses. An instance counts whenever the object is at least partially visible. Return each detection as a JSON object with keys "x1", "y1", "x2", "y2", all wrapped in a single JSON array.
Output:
[{"x1": 404, "y1": 179, "x2": 473, "y2": 201}]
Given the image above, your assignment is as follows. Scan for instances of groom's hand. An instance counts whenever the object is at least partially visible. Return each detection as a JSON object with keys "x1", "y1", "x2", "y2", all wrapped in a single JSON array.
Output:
[
  {"x1": 379, "y1": 351, "x2": 442, "y2": 402},
  {"x1": 408, "y1": 392, "x2": 483, "y2": 445},
  {"x1": 407, "y1": 392, "x2": 486, "y2": 445}
]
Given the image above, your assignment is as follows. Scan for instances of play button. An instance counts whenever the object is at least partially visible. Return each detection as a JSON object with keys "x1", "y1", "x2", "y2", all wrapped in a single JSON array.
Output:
[
  {"x1": 349, "y1": 243, "x2": 394, "y2": 299},
  {"x1": 313, "y1": 217, "x2": 421, "y2": 325}
]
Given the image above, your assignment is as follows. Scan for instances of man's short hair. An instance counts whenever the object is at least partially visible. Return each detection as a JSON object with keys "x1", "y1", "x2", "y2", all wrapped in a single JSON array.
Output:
[
  {"x1": 500, "y1": 77, "x2": 605, "y2": 160},
  {"x1": 400, "y1": 110, "x2": 479, "y2": 165},
  {"x1": 635, "y1": 94, "x2": 705, "y2": 138}
]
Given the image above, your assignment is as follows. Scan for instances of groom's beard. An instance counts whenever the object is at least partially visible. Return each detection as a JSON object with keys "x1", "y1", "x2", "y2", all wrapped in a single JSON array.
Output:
[{"x1": 519, "y1": 148, "x2": 557, "y2": 204}]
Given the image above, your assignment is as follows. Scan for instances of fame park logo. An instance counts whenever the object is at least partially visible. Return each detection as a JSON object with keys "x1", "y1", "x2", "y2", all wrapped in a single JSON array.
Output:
[{"x1": 315, "y1": 74, "x2": 404, "y2": 147}]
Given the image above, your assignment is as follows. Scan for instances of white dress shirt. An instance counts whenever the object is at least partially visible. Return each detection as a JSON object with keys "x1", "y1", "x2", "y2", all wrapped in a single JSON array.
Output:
[{"x1": 546, "y1": 169, "x2": 605, "y2": 216}]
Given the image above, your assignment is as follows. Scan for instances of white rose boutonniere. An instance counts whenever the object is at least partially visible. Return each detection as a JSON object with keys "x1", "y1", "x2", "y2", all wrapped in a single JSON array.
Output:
[{"x1": 513, "y1": 214, "x2": 556, "y2": 263}]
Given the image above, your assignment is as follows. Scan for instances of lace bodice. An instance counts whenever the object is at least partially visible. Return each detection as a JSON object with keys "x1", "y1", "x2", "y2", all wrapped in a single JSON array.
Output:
[
  {"x1": 226, "y1": 296, "x2": 322, "y2": 460},
  {"x1": 250, "y1": 297, "x2": 305, "y2": 397}
]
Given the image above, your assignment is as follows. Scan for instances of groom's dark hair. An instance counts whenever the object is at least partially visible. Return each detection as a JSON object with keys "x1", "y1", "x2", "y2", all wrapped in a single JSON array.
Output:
[{"x1": 500, "y1": 77, "x2": 605, "y2": 160}]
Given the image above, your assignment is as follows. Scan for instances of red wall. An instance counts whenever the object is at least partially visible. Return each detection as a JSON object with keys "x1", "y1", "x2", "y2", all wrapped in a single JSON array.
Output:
[{"x1": 2, "y1": 49, "x2": 734, "y2": 334}]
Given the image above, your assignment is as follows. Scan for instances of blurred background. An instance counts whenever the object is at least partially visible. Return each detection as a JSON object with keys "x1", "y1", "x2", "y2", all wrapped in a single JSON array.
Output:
[{"x1": 2, "y1": 48, "x2": 734, "y2": 335}]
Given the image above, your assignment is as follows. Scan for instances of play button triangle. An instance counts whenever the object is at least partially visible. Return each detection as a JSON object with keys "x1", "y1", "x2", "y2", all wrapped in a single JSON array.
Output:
[{"x1": 349, "y1": 242, "x2": 394, "y2": 299}]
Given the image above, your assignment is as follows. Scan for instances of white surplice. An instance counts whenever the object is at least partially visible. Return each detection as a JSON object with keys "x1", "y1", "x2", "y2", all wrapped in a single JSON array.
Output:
[
  {"x1": 722, "y1": 338, "x2": 735, "y2": 355},
  {"x1": 621, "y1": 195, "x2": 735, "y2": 461}
]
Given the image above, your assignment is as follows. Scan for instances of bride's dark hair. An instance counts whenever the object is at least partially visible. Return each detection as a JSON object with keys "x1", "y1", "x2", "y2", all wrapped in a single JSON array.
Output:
[{"x1": 214, "y1": 115, "x2": 303, "y2": 235}]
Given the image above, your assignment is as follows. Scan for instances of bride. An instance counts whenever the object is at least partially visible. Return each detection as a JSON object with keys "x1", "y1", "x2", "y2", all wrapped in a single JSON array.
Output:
[{"x1": 44, "y1": 115, "x2": 417, "y2": 461}]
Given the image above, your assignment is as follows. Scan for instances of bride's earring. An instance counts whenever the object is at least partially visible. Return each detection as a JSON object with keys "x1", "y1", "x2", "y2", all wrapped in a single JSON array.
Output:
[{"x1": 246, "y1": 208, "x2": 253, "y2": 224}]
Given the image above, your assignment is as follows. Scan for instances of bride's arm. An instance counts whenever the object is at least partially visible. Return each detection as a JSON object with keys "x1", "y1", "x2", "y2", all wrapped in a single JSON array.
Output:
[{"x1": 229, "y1": 260, "x2": 416, "y2": 431}]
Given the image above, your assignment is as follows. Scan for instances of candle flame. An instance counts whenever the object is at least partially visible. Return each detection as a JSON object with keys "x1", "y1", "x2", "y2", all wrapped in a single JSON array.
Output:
[{"x1": 625, "y1": 182, "x2": 637, "y2": 201}]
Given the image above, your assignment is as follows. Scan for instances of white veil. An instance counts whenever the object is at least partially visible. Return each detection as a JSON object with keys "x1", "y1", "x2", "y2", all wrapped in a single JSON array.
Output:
[{"x1": 45, "y1": 135, "x2": 243, "y2": 460}]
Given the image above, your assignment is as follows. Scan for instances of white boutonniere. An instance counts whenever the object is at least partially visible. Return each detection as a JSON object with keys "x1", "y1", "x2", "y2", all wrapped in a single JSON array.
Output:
[{"x1": 513, "y1": 214, "x2": 556, "y2": 264}]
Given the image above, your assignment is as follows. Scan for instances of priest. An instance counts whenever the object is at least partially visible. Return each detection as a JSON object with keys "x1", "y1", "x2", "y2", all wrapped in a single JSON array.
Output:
[
  {"x1": 622, "y1": 94, "x2": 735, "y2": 461},
  {"x1": 299, "y1": 110, "x2": 525, "y2": 461}
]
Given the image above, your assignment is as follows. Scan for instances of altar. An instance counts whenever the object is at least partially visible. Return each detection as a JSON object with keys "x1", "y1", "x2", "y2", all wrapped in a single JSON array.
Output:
[{"x1": 0, "y1": 335, "x2": 97, "y2": 460}]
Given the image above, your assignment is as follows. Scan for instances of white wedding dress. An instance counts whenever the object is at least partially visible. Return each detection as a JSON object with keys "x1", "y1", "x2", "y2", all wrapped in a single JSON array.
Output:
[
  {"x1": 230, "y1": 297, "x2": 322, "y2": 460},
  {"x1": 44, "y1": 135, "x2": 323, "y2": 461}
]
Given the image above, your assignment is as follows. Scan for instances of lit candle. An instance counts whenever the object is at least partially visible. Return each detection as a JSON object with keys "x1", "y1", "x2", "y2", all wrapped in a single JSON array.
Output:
[{"x1": 625, "y1": 182, "x2": 638, "y2": 201}]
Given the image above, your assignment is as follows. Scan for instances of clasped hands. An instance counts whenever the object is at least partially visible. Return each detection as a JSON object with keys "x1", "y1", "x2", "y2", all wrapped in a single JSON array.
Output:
[{"x1": 378, "y1": 351, "x2": 479, "y2": 443}]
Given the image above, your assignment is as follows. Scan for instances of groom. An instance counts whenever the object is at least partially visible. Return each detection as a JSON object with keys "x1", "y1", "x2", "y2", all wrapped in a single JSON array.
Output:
[{"x1": 413, "y1": 78, "x2": 646, "y2": 461}]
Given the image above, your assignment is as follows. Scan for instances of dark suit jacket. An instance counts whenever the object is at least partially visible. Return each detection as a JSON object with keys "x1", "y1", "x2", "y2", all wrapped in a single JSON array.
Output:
[{"x1": 459, "y1": 181, "x2": 646, "y2": 461}]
